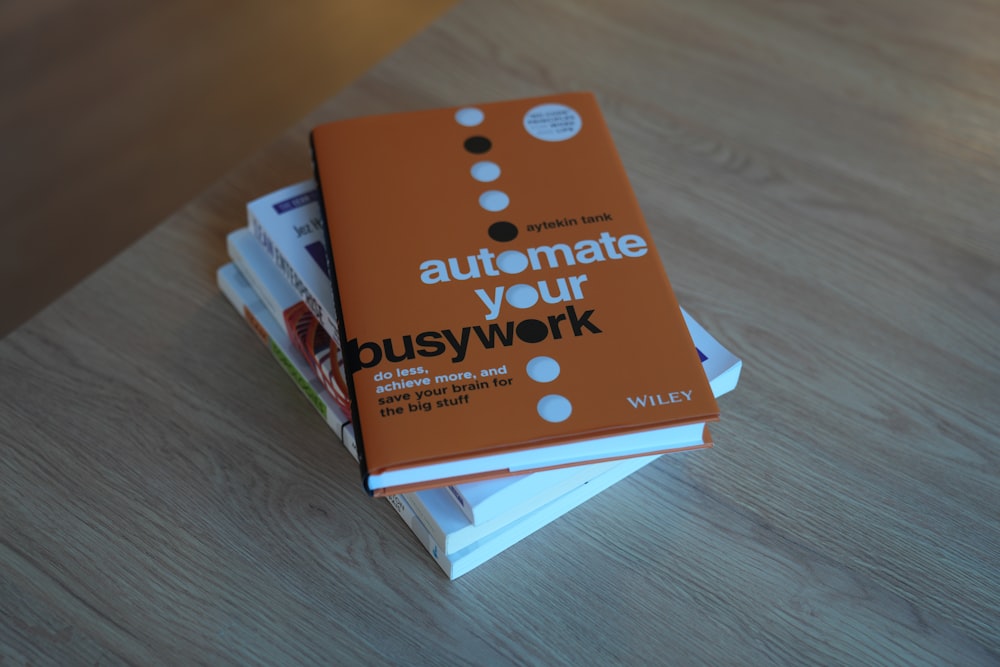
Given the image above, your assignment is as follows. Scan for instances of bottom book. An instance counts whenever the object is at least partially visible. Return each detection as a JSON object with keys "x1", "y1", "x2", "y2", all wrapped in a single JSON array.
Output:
[{"x1": 218, "y1": 261, "x2": 738, "y2": 578}]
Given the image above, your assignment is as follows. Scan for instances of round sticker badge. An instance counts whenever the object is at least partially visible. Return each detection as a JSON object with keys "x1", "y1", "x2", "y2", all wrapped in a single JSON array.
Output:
[{"x1": 523, "y1": 103, "x2": 583, "y2": 142}]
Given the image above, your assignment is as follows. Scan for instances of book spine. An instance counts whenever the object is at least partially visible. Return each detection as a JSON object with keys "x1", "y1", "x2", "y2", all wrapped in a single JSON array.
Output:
[
  {"x1": 228, "y1": 229, "x2": 350, "y2": 417},
  {"x1": 228, "y1": 231, "x2": 289, "y2": 334},
  {"x1": 218, "y1": 269, "x2": 343, "y2": 440},
  {"x1": 384, "y1": 493, "x2": 455, "y2": 579},
  {"x1": 311, "y1": 133, "x2": 371, "y2": 495},
  {"x1": 248, "y1": 209, "x2": 340, "y2": 345},
  {"x1": 406, "y1": 494, "x2": 451, "y2": 553},
  {"x1": 267, "y1": 336, "x2": 330, "y2": 425}
]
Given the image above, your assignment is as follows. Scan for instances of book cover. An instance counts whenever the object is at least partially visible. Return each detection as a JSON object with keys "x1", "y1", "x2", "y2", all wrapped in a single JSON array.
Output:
[{"x1": 311, "y1": 91, "x2": 721, "y2": 495}]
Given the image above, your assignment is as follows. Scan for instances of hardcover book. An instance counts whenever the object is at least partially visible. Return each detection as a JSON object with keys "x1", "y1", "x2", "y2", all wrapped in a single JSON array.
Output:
[
  {"x1": 311, "y1": 92, "x2": 721, "y2": 495},
  {"x1": 236, "y1": 185, "x2": 741, "y2": 523}
]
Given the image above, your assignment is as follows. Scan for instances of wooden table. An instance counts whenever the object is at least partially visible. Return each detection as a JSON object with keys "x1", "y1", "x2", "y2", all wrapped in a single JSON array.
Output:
[{"x1": 3, "y1": 1, "x2": 998, "y2": 663}]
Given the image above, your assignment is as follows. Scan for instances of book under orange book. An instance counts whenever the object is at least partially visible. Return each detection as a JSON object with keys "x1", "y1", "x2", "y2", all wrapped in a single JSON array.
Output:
[{"x1": 311, "y1": 92, "x2": 720, "y2": 496}]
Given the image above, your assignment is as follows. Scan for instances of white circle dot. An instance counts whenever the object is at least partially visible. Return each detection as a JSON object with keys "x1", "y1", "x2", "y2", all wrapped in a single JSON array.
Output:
[
  {"x1": 496, "y1": 250, "x2": 528, "y2": 274},
  {"x1": 505, "y1": 284, "x2": 538, "y2": 309},
  {"x1": 470, "y1": 161, "x2": 501, "y2": 183},
  {"x1": 479, "y1": 190, "x2": 509, "y2": 212},
  {"x1": 527, "y1": 356, "x2": 560, "y2": 383},
  {"x1": 538, "y1": 395, "x2": 572, "y2": 422},
  {"x1": 455, "y1": 107, "x2": 485, "y2": 127}
]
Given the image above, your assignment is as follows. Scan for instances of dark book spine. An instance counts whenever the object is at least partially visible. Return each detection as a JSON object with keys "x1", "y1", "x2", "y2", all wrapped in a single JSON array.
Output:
[{"x1": 310, "y1": 132, "x2": 373, "y2": 495}]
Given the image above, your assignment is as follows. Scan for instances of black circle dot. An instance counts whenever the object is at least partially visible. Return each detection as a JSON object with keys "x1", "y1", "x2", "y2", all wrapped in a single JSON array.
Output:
[
  {"x1": 464, "y1": 136, "x2": 492, "y2": 154},
  {"x1": 516, "y1": 319, "x2": 548, "y2": 343},
  {"x1": 488, "y1": 221, "x2": 518, "y2": 242}
]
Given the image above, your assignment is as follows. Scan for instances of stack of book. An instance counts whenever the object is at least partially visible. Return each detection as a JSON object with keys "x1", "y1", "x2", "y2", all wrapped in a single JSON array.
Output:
[{"x1": 218, "y1": 93, "x2": 742, "y2": 579}]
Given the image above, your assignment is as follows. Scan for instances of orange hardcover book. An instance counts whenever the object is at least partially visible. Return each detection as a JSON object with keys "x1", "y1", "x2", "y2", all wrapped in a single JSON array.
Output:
[{"x1": 311, "y1": 92, "x2": 720, "y2": 496}]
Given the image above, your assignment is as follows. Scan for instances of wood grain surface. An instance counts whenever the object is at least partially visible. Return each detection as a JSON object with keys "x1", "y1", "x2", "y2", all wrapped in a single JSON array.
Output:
[
  {"x1": 0, "y1": 0, "x2": 456, "y2": 338},
  {"x1": 2, "y1": 0, "x2": 999, "y2": 664}
]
